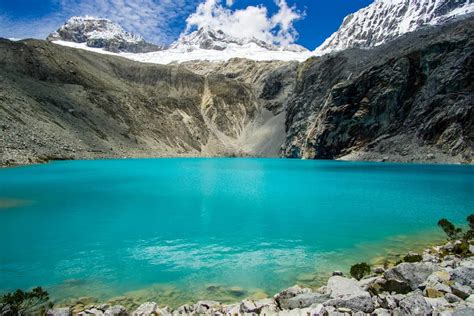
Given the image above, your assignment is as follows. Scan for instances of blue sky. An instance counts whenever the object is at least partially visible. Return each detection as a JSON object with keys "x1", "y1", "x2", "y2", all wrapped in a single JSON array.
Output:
[{"x1": 0, "y1": 0, "x2": 374, "y2": 49}]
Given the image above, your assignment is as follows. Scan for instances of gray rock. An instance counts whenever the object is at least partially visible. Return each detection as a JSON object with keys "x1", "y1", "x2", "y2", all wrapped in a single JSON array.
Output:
[
  {"x1": 309, "y1": 304, "x2": 327, "y2": 315},
  {"x1": 193, "y1": 300, "x2": 221, "y2": 314},
  {"x1": 223, "y1": 304, "x2": 240, "y2": 315},
  {"x1": 324, "y1": 294, "x2": 374, "y2": 313},
  {"x1": 286, "y1": 293, "x2": 329, "y2": 309},
  {"x1": 326, "y1": 276, "x2": 367, "y2": 298},
  {"x1": 332, "y1": 271, "x2": 343, "y2": 276},
  {"x1": 445, "y1": 292, "x2": 462, "y2": 303},
  {"x1": 274, "y1": 285, "x2": 311, "y2": 309},
  {"x1": 240, "y1": 298, "x2": 277, "y2": 313},
  {"x1": 424, "y1": 297, "x2": 449, "y2": 310},
  {"x1": 450, "y1": 266, "x2": 474, "y2": 288},
  {"x1": 377, "y1": 294, "x2": 403, "y2": 310},
  {"x1": 239, "y1": 299, "x2": 258, "y2": 313},
  {"x1": 453, "y1": 306, "x2": 474, "y2": 316},
  {"x1": 47, "y1": 307, "x2": 72, "y2": 316},
  {"x1": 133, "y1": 302, "x2": 158, "y2": 316},
  {"x1": 323, "y1": 276, "x2": 374, "y2": 313},
  {"x1": 398, "y1": 293, "x2": 432, "y2": 316},
  {"x1": 373, "y1": 308, "x2": 391, "y2": 316},
  {"x1": 358, "y1": 276, "x2": 382, "y2": 291},
  {"x1": 173, "y1": 304, "x2": 193, "y2": 315},
  {"x1": 384, "y1": 262, "x2": 436, "y2": 290},
  {"x1": 78, "y1": 308, "x2": 104, "y2": 316},
  {"x1": 104, "y1": 305, "x2": 128, "y2": 316},
  {"x1": 451, "y1": 282, "x2": 472, "y2": 299}
]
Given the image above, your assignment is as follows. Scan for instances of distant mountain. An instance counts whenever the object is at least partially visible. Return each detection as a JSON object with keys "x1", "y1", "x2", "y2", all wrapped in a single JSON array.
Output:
[
  {"x1": 170, "y1": 26, "x2": 308, "y2": 53},
  {"x1": 317, "y1": 0, "x2": 474, "y2": 53},
  {"x1": 47, "y1": 16, "x2": 163, "y2": 53}
]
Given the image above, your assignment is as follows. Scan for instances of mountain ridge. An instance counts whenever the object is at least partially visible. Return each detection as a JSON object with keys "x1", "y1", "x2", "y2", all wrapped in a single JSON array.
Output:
[
  {"x1": 1, "y1": 16, "x2": 472, "y2": 166},
  {"x1": 316, "y1": 0, "x2": 474, "y2": 53},
  {"x1": 47, "y1": 16, "x2": 163, "y2": 53},
  {"x1": 170, "y1": 26, "x2": 308, "y2": 53}
]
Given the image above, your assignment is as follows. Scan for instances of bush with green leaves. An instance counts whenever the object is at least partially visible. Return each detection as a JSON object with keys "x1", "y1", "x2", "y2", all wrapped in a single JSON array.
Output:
[
  {"x1": 350, "y1": 262, "x2": 371, "y2": 280},
  {"x1": 0, "y1": 287, "x2": 49, "y2": 315},
  {"x1": 437, "y1": 218, "x2": 463, "y2": 240},
  {"x1": 403, "y1": 253, "x2": 422, "y2": 263},
  {"x1": 437, "y1": 214, "x2": 474, "y2": 241}
]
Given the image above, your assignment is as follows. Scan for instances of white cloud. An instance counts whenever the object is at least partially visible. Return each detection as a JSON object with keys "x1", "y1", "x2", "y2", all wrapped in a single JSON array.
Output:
[
  {"x1": 184, "y1": 0, "x2": 303, "y2": 45},
  {"x1": 0, "y1": 0, "x2": 201, "y2": 44},
  {"x1": 0, "y1": 0, "x2": 303, "y2": 46}
]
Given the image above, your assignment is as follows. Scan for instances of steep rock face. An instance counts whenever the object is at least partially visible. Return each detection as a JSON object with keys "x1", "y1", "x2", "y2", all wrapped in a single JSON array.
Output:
[
  {"x1": 317, "y1": 0, "x2": 474, "y2": 53},
  {"x1": 1, "y1": 18, "x2": 473, "y2": 165},
  {"x1": 47, "y1": 16, "x2": 162, "y2": 53},
  {"x1": 283, "y1": 17, "x2": 473, "y2": 163},
  {"x1": 0, "y1": 39, "x2": 270, "y2": 165},
  {"x1": 171, "y1": 26, "x2": 307, "y2": 52}
]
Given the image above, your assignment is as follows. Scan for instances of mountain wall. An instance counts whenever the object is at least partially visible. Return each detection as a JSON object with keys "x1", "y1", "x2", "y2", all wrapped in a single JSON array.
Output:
[
  {"x1": 0, "y1": 39, "x2": 290, "y2": 165},
  {"x1": 0, "y1": 17, "x2": 472, "y2": 166},
  {"x1": 317, "y1": 0, "x2": 474, "y2": 53},
  {"x1": 284, "y1": 18, "x2": 473, "y2": 163},
  {"x1": 47, "y1": 16, "x2": 162, "y2": 53}
]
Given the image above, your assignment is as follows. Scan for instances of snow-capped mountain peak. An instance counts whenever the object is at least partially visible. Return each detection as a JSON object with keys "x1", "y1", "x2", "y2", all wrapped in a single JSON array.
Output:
[
  {"x1": 47, "y1": 16, "x2": 162, "y2": 53},
  {"x1": 170, "y1": 26, "x2": 308, "y2": 53},
  {"x1": 316, "y1": 0, "x2": 474, "y2": 53}
]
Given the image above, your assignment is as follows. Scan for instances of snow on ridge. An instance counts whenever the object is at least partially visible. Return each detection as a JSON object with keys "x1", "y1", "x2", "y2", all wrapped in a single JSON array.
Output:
[
  {"x1": 52, "y1": 40, "x2": 316, "y2": 64},
  {"x1": 170, "y1": 26, "x2": 308, "y2": 53},
  {"x1": 316, "y1": 0, "x2": 474, "y2": 54},
  {"x1": 49, "y1": 16, "x2": 143, "y2": 44},
  {"x1": 49, "y1": 0, "x2": 474, "y2": 64}
]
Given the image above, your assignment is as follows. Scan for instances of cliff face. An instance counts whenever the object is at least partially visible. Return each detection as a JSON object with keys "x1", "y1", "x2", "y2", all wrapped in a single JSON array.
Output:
[
  {"x1": 316, "y1": 0, "x2": 474, "y2": 53},
  {"x1": 0, "y1": 18, "x2": 472, "y2": 166},
  {"x1": 47, "y1": 16, "x2": 162, "y2": 53},
  {"x1": 0, "y1": 39, "x2": 286, "y2": 165},
  {"x1": 283, "y1": 18, "x2": 473, "y2": 163}
]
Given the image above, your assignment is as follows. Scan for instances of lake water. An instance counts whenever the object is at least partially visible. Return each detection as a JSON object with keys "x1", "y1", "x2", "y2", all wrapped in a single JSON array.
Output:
[{"x1": 0, "y1": 158, "x2": 472, "y2": 306}]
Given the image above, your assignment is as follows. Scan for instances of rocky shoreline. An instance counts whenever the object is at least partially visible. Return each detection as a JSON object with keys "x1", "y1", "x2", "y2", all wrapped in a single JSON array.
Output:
[{"x1": 19, "y1": 239, "x2": 469, "y2": 316}]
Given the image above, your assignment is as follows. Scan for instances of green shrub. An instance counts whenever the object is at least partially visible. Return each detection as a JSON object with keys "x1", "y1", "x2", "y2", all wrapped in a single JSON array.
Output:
[
  {"x1": 465, "y1": 214, "x2": 474, "y2": 240},
  {"x1": 350, "y1": 262, "x2": 371, "y2": 280},
  {"x1": 437, "y1": 218, "x2": 462, "y2": 240},
  {"x1": 437, "y1": 215, "x2": 474, "y2": 242},
  {"x1": 0, "y1": 287, "x2": 49, "y2": 314},
  {"x1": 403, "y1": 253, "x2": 422, "y2": 263},
  {"x1": 453, "y1": 241, "x2": 470, "y2": 256}
]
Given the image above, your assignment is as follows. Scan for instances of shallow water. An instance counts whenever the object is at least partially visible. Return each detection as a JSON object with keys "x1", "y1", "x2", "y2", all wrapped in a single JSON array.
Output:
[{"x1": 0, "y1": 158, "x2": 472, "y2": 306}]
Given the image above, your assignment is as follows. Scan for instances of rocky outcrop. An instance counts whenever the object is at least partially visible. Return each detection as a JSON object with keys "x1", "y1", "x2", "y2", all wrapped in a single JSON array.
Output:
[
  {"x1": 0, "y1": 39, "x2": 288, "y2": 166},
  {"x1": 171, "y1": 26, "x2": 307, "y2": 53},
  {"x1": 283, "y1": 17, "x2": 473, "y2": 163},
  {"x1": 316, "y1": 0, "x2": 474, "y2": 53},
  {"x1": 1, "y1": 17, "x2": 473, "y2": 165},
  {"x1": 33, "y1": 240, "x2": 474, "y2": 316},
  {"x1": 47, "y1": 16, "x2": 162, "y2": 53}
]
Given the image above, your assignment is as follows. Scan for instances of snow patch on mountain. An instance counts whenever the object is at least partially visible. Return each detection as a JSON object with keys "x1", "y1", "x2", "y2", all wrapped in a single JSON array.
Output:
[
  {"x1": 53, "y1": 40, "x2": 314, "y2": 64},
  {"x1": 52, "y1": 24, "x2": 312, "y2": 64},
  {"x1": 171, "y1": 26, "x2": 307, "y2": 53},
  {"x1": 316, "y1": 0, "x2": 474, "y2": 53},
  {"x1": 47, "y1": 16, "x2": 162, "y2": 53}
]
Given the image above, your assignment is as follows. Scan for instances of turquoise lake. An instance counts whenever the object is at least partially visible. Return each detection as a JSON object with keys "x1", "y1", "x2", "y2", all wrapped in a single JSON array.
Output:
[{"x1": 0, "y1": 158, "x2": 473, "y2": 306}]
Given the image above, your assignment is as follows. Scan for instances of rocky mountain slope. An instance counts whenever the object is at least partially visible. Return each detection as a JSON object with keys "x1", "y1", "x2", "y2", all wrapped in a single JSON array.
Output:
[
  {"x1": 47, "y1": 16, "x2": 162, "y2": 53},
  {"x1": 284, "y1": 17, "x2": 473, "y2": 162},
  {"x1": 0, "y1": 38, "x2": 291, "y2": 165},
  {"x1": 317, "y1": 0, "x2": 474, "y2": 53},
  {"x1": 171, "y1": 26, "x2": 307, "y2": 53},
  {"x1": 1, "y1": 17, "x2": 472, "y2": 166}
]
